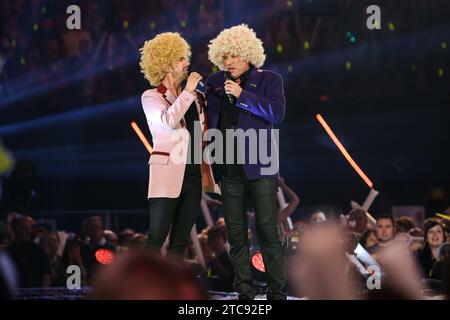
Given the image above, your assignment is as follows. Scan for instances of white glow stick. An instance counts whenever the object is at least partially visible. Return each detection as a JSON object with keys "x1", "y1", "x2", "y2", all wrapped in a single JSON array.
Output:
[{"x1": 362, "y1": 188, "x2": 379, "y2": 212}]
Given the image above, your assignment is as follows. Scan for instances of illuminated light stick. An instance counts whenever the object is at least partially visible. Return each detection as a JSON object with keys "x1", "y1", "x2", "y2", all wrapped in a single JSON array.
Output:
[
  {"x1": 131, "y1": 122, "x2": 153, "y2": 154},
  {"x1": 436, "y1": 213, "x2": 450, "y2": 221},
  {"x1": 316, "y1": 114, "x2": 378, "y2": 224},
  {"x1": 316, "y1": 114, "x2": 373, "y2": 188},
  {"x1": 362, "y1": 188, "x2": 379, "y2": 212},
  {"x1": 361, "y1": 189, "x2": 379, "y2": 227}
]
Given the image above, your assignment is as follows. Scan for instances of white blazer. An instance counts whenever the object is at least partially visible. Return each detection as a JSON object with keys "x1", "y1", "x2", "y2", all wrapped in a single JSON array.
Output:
[{"x1": 141, "y1": 85, "x2": 218, "y2": 198}]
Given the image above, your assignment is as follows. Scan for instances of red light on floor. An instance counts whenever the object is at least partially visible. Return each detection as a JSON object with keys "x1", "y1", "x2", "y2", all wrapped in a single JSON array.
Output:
[
  {"x1": 95, "y1": 249, "x2": 115, "y2": 265},
  {"x1": 251, "y1": 252, "x2": 266, "y2": 273}
]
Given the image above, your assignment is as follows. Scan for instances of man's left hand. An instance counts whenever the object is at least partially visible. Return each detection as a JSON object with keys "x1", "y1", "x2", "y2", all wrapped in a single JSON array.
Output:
[{"x1": 224, "y1": 80, "x2": 243, "y2": 98}]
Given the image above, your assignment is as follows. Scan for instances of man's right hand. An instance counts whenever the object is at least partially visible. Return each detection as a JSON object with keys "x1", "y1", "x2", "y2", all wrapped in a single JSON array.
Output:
[{"x1": 185, "y1": 72, "x2": 203, "y2": 93}]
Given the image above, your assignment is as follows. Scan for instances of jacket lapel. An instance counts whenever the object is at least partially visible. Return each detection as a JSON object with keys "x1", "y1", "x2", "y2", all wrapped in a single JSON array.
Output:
[{"x1": 156, "y1": 84, "x2": 185, "y2": 128}]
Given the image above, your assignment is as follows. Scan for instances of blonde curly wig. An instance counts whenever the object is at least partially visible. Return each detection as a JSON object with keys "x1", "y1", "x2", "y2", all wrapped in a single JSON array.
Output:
[
  {"x1": 139, "y1": 32, "x2": 191, "y2": 86},
  {"x1": 208, "y1": 24, "x2": 266, "y2": 70}
]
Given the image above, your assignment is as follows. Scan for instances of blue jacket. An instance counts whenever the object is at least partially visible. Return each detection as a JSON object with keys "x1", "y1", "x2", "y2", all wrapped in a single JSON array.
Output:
[{"x1": 205, "y1": 68, "x2": 286, "y2": 180}]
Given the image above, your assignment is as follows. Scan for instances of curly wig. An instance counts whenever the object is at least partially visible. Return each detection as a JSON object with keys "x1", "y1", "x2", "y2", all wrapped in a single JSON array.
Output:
[
  {"x1": 139, "y1": 32, "x2": 191, "y2": 86},
  {"x1": 208, "y1": 24, "x2": 266, "y2": 70}
]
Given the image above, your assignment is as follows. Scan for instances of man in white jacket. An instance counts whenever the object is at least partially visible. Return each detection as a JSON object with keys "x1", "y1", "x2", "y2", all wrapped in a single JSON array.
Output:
[{"x1": 139, "y1": 32, "x2": 216, "y2": 257}]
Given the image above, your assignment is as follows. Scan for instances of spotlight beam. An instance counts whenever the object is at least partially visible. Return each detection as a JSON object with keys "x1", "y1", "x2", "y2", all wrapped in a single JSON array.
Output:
[{"x1": 0, "y1": 96, "x2": 139, "y2": 136}]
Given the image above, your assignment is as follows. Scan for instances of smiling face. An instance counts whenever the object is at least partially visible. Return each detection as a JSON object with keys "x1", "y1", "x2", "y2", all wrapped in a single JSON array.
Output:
[
  {"x1": 426, "y1": 224, "x2": 444, "y2": 248},
  {"x1": 223, "y1": 53, "x2": 250, "y2": 79}
]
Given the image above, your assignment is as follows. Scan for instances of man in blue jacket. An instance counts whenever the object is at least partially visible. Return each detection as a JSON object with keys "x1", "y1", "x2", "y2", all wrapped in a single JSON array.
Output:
[{"x1": 206, "y1": 24, "x2": 286, "y2": 300}]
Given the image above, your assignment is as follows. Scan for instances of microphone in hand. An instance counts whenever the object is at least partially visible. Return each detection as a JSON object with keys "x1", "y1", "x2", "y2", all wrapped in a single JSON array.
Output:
[
  {"x1": 224, "y1": 71, "x2": 235, "y2": 104},
  {"x1": 195, "y1": 79, "x2": 209, "y2": 94}
]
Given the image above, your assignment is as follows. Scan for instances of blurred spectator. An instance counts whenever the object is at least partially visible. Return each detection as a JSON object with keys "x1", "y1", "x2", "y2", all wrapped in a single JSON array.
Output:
[
  {"x1": 39, "y1": 231, "x2": 61, "y2": 286},
  {"x1": 118, "y1": 228, "x2": 135, "y2": 247},
  {"x1": 395, "y1": 216, "x2": 417, "y2": 233},
  {"x1": 206, "y1": 225, "x2": 234, "y2": 292},
  {"x1": 409, "y1": 228, "x2": 424, "y2": 238},
  {"x1": 368, "y1": 241, "x2": 424, "y2": 299},
  {"x1": 409, "y1": 238, "x2": 425, "y2": 253},
  {"x1": 197, "y1": 230, "x2": 212, "y2": 265},
  {"x1": 290, "y1": 223, "x2": 358, "y2": 299},
  {"x1": 368, "y1": 214, "x2": 396, "y2": 255},
  {"x1": 395, "y1": 232, "x2": 413, "y2": 247},
  {"x1": 416, "y1": 220, "x2": 447, "y2": 280},
  {"x1": 81, "y1": 216, "x2": 115, "y2": 283},
  {"x1": 344, "y1": 231, "x2": 361, "y2": 254},
  {"x1": 408, "y1": 228, "x2": 425, "y2": 253},
  {"x1": 90, "y1": 250, "x2": 209, "y2": 299},
  {"x1": 31, "y1": 219, "x2": 48, "y2": 244},
  {"x1": 309, "y1": 211, "x2": 326, "y2": 225},
  {"x1": 6, "y1": 215, "x2": 51, "y2": 287},
  {"x1": 0, "y1": 221, "x2": 13, "y2": 249},
  {"x1": 57, "y1": 233, "x2": 87, "y2": 287},
  {"x1": 104, "y1": 229, "x2": 118, "y2": 248},
  {"x1": 348, "y1": 208, "x2": 369, "y2": 234},
  {"x1": 129, "y1": 233, "x2": 147, "y2": 250},
  {"x1": 359, "y1": 229, "x2": 378, "y2": 250}
]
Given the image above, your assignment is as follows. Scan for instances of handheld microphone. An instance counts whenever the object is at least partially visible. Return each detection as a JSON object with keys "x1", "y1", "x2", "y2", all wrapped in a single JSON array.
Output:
[
  {"x1": 186, "y1": 71, "x2": 209, "y2": 94},
  {"x1": 195, "y1": 79, "x2": 209, "y2": 94},
  {"x1": 224, "y1": 71, "x2": 234, "y2": 104}
]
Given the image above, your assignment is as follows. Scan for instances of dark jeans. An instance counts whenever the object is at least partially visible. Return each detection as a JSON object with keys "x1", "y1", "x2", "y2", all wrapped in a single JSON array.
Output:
[
  {"x1": 221, "y1": 175, "x2": 286, "y2": 300},
  {"x1": 146, "y1": 175, "x2": 201, "y2": 257}
]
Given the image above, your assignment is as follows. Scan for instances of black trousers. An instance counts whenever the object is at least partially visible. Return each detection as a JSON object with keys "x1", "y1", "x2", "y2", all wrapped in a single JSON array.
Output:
[
  {"x1": 221, "y1": 175, "x2": 286, "y2": 300},
  {"x1": 146, "y1": 175, "x2": 202, "y2": 257}
]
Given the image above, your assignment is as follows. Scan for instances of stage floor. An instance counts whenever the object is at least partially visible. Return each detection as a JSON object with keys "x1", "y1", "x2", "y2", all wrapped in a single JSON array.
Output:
[{"x1": 13, "y1": 288, "x2": 301, "y2": 300}]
